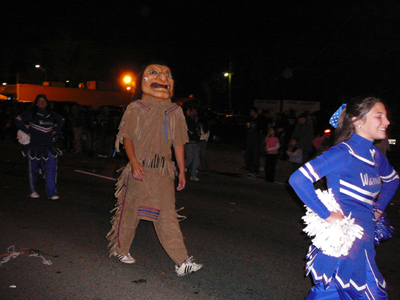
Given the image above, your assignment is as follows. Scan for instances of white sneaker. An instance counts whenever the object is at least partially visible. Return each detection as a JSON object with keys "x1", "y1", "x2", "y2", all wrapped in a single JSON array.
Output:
[
  {"x1": 30, "y1": 192, "x2": 40, "y2": 198},
  {"x1": 113, "y1": 252, "x2": 136, "y2": 264},
  {"x1": 190, "y1": 176, "x2": 200, "y2": 181},
  {"x1": 48, "y1": 195, "x2": 60, "y2": 200},
  {"x1": 175, "y1": 257, "x2": 203, "y2": 276}
]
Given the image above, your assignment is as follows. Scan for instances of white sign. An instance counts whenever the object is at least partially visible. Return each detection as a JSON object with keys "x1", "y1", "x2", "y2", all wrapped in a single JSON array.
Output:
[
  {"x1": 254, "y1": 99, "x2": 320, "y2": 116},
  {"x1": 254, "y1": 99, "x2": 281, "y2": 115},
  {"x1": 282, "y1": 100, "x2": 320, "y2": 115}
]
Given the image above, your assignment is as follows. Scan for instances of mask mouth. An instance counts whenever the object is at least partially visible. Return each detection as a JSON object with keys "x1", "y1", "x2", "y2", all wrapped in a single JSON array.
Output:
[{"x1": 151, "y1": 82, "x2": 170, "y2": 90}]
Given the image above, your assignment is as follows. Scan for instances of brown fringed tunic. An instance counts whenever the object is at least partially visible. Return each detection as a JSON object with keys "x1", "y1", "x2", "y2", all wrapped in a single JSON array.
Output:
[{"x1": 106, "y1": 95, "x2": 189, "y2": 265}]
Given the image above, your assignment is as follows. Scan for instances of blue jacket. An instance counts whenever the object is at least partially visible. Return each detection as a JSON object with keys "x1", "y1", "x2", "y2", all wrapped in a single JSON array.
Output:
[{"x1": 15, "y1": 108, "x2": 65, "y2": 159}]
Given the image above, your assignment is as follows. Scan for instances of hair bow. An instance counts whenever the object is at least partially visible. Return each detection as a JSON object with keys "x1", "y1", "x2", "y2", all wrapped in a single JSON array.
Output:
[{"x1": 329, "y1": 104, "x2": 347, "y2": 128}]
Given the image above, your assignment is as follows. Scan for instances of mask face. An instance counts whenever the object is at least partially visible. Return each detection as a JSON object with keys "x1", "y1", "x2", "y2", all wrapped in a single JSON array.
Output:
[{"x1": 142, "y1": 64, "x2": 174, "y2": 100}]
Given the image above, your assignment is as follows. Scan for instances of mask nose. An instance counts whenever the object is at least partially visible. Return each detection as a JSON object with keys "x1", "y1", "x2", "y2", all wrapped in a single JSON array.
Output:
[{"x1": 156, "y1": 72, "x2": 168, "y2": 81}]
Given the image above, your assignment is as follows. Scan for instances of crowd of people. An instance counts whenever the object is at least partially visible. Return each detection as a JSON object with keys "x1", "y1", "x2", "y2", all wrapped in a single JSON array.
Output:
[
  {"x1": 243, "y1": 106, "x2": 333, "y2": 182},
  {"x1": 2, "y1": 98, "x2": 390, "y2": 188},
  {"x1": 0, "y1": 97, "x2": 338, "y2": 186}
]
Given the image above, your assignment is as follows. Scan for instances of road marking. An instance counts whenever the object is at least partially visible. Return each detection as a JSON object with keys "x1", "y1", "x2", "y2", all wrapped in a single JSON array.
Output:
[{"x1": 74, "y1": 170, "x2": 117, "y2": 181}]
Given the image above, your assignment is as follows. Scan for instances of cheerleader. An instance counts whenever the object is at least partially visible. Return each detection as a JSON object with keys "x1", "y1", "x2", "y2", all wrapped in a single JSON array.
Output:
[
  {"x1": 289, "y1": 96, "x2": 399, "y2": 299},
  {"x1": 15, "y1": 94, "x2": 65, "y2": 200}
]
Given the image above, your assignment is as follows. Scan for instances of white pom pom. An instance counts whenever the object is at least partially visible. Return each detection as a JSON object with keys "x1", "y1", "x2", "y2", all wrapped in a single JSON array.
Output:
[
  {"x1": 17, "y1": 130, "x2": 30, "y2": 145},
  {"x1": 302, "y1": 189, "x2": 364, "y2": 257}
]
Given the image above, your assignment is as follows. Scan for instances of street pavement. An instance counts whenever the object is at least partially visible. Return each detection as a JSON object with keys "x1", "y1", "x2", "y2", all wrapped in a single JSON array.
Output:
[{"x1": 1, "y1": 140, "x2": 399, "y2": 300}]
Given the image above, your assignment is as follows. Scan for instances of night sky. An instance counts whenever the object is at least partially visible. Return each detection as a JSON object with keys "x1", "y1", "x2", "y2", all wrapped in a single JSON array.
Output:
[{"x1": 2, "y1": 1, "x2": 400, "y2": 114}]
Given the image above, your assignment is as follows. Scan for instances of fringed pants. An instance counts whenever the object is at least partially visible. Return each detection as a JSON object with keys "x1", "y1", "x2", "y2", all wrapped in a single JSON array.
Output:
[{"x1": 109, "y1": 169, "x2": 189, "y2": 266}]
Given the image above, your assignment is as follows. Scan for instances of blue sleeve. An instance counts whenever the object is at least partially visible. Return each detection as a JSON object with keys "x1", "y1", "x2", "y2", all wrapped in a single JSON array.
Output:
[
  {"x1": 374, "y1": 148, "x2": 399, "y2": 211},
  {"x1": 289, "y1": 145, "x2": 349, "y2": 219},
  {"x1": 14, "y1": 111, "x2": 33, "y2": 134}
]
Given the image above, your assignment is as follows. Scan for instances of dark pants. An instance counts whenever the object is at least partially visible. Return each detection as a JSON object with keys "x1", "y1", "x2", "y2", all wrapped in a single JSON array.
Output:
[
  {"x1": 198, "y1": 140, "x2": 209, "y2": 171},
  {"x1": 185, "y1": 142, "x2": 200, "y2": 177},
  {"x1": 99, "y1": 130, "x2": 112, "y2": 156},
  {"x1": 245, "y1": 143, "x2": 260, "y2": 174},
  {"x1": 28, "y1": 152, "x2": 58, "y2": 197},
  {"x1": 264, "y1": 154, "x2": 278, "y2": 182}
]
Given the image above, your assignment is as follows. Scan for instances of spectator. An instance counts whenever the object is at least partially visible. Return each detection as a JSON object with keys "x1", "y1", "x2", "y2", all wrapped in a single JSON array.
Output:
[
  {"x1": 284, "y1": 109, "x2": 297, "y2": 140},
  {"x1": 312, "y1": 128, "x2": 332, "y2": 157},
  {"x1": 276, "y1": 126, "x2": 286, "y2": 159},
  {"x1": 72, "y1": 104, "x2": 85, "y2": 153},
  {"x1": 264, "y1": 127, "x2": 280, "y2": 182},
  {"x1": 287, "y1": 137, "x2": 302, "y2": 173},
  {"x1": 244, "y1": 107, "x2": 262, "y2": 177},
  {"x1": 97, "y1": 106, "x2": 114, "y2": 157},
  {"x1": 257, "y1": 109, "x2": 271, "y2": 136},
  {"x1": 291, "y1": 112, "x2": 314, "y2": 164},
  {"x1": 83, "y1": 105, "x2": 96, "y2": 153},
  {"x1": 60, "y1": 105, "x2": 74, "y2": 152},
  {"x1": 185, "y1": 108, "x2": 201, "y2": 181},
  {"x1": 198, "y1": 114, "x2": 210, "y2": 175}
]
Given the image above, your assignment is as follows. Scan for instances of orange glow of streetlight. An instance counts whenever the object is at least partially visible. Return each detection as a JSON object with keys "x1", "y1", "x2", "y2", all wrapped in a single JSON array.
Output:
[
  {"x1": 123, "y1": 75, "x2": 132, "y2": 84},
  {"x1": 122, "y1": 73, "x2": 137, "y2": 99}
]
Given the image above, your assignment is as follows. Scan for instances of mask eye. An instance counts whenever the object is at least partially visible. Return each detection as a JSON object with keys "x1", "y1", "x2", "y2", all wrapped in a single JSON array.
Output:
[
  {"x1": 148, "y1": 69, "x2": 158, "y2": 75},
  {"x1": 165, "y1": 72, "x2": 172, "y2": 79}
]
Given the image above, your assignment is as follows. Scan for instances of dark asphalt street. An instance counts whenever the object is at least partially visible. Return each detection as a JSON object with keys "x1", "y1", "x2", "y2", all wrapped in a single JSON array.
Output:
[{"x1": 1, "y1": 141, "x2": 399, "y2": 300}]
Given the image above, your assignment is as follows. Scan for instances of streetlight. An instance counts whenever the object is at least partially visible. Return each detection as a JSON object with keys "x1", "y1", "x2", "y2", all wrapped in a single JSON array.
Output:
[
  {"x1": 123, "y1": 75, "x2": 136, "y2": 99},
  {"x1": 123, "y1": 75, "x2": 132, "y2": 87},
  {"x1": 224, "y1": 72, "x2": 233, "y2": 113},
  {"x1": 35, "y1": 64, "x2": 47, "y2": 82}
]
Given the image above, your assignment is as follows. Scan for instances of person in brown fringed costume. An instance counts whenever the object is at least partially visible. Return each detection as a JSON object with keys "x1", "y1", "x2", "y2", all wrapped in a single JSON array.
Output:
[{"x1": 106, "y1": 64, "x2": 203, "y2": 276}]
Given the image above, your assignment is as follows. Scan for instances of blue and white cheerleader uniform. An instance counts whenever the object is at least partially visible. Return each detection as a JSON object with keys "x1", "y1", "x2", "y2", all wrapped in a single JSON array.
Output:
[
  {"x1": 15, "y1": 108, "x2": 65, "y2": 198},
  {"x1": 289, "y1": 133, "x2": 399, "y2": 299}
]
